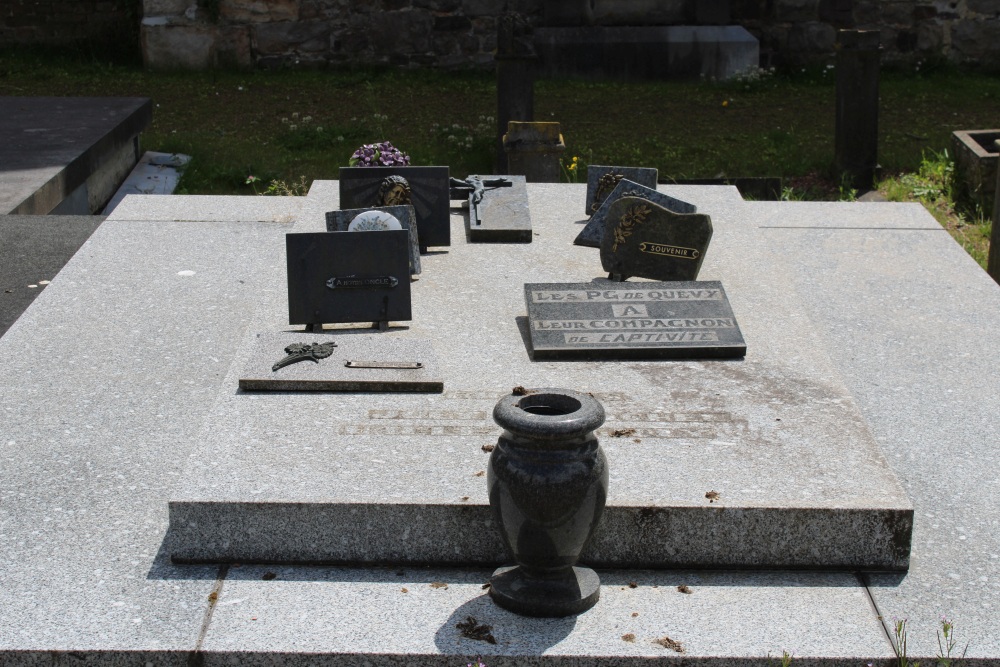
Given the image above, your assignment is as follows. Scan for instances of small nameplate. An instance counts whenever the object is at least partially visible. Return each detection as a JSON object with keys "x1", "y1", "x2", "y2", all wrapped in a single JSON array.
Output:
[
  {"x1": 345, "y1": 360, "x2": 423, "y2": 369},
  {"x1": 639, "y1": 242, "x2": 700, "y2": 260},
  {"x1": 326, "y1": 275, "x2": 399, "y2": 289}
]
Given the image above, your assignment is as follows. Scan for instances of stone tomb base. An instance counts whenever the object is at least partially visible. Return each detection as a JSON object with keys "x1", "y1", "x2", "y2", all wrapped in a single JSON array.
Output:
[{"x1": 167, "y1": 181, "x2": 911, "y2": 572}]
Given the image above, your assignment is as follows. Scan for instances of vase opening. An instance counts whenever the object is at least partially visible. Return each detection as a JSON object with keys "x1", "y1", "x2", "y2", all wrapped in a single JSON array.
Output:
[{"x1": 518, "y1": 393, "x2": 582, "y2": 416}]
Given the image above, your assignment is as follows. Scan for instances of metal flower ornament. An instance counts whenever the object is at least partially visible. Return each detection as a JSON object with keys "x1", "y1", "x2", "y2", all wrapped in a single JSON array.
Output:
[{"x1": 349, "y1": 141, "x2": 411, "y2": 167}]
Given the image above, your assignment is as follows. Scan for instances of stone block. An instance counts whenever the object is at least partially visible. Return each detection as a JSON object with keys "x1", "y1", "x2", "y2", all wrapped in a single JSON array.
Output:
[
  {"x1": 951, "y1": 129, "x2": 1000, "y2": 217},
  {"x1": 916, "y1": 19, "x2": 943, "y2": 51},
  {"x1": 376, "y1": 9, "x2": 433, "y2": 54},
  {"x1": 253, "y1": 20, "x2": 329, "y2": 54},
  {"x1": 593, "y1": 0, "x2": 686, "y2": 25},
  {"x1": 413, "y1": 0, "x2": 461, "y2": 9},
  {"x1": 968, "y1": 0, "x2": 1000, "y2": 16},
  {"x1": 463, "y1": 0, "x2": 507, "y2": 17},
  {"x1": 774, "y1": 0, "x2": 819, "y2": 23},
  {"x1": 787, "y1": 21, "x2": 836, "y2": 52},
  {"x1": 951, "y1": 18, "x2": 1000, "y2": 65},
  {"x1": 143, "y1": 0, "x2": 192, "y2": 16},
  {"x1": 219, "y1": 0, "x2": 299, "y2": 23},
  {"x1": 880, "y1": 1, "x2": 914, "y2": 26},
  {"x1": 435, "y1": 14, "x2": 471, "y2": 31},
  {"x1": 216, "y1": 24, "x2": 252, "y2": 68},
  {"x1": 141, "y1": 23, "x2": 216, "y2": 69}
]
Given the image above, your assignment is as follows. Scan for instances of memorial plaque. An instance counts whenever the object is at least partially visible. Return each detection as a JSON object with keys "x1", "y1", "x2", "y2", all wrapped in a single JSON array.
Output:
[
  {"x1": 524, "y1": 281, "x2": 745, "y2": 359},
  {"x1": 286, "y1": 230, "x2": 411, "y2": 327},
  {"x1": 600, "y1": 196, "x2": 713, "y2": 282},
  {"x1": 326, "y1": 204, "x2": 421, "y2": 275},
  {"x1": 467, "y1": 174, "x2": 531, "y2": 242},
  {"x1": 339, "y1": 166, "x2": 450, "y2": 249},
  {"x1": 239, "y1": 332, "x2": 443, "y2": 392},
  {"x1": 585, "y1": 165, "x2": 658, "y2": 216},
  {"x1": 574, "y1": 179, "x2": 695, "y2": 248}
]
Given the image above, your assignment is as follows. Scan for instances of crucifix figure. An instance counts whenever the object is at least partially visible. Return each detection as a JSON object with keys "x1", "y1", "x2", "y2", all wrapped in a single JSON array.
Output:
[{"x1": 449, "y1": 175, "x2": 512, "y2": 226}]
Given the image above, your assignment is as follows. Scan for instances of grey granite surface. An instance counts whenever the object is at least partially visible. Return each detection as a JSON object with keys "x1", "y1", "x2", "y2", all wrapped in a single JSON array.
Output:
[
  {"x1": 168, "y1": 182, "x2": 910, "y2": 569},
  {"x1": 1, "y1": 186, "x2": 998, "y2": 664}
]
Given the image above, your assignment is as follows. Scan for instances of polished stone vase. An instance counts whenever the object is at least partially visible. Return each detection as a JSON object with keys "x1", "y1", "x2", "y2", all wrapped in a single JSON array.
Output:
[{"x1": 487, "y1": 388, "x2": 608, "y2": 617}]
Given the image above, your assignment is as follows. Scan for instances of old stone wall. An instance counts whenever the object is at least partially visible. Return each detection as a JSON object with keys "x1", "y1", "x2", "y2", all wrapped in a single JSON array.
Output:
[
  {"x1": 0, "y1": 0, "x2": 138, "y2": 54},
  {"x1": 733, "y1": 0, "x2": 1000, "y2": 69},
  {"x1": 3, "y1": 0, "x2": 997, "y2": 70}
]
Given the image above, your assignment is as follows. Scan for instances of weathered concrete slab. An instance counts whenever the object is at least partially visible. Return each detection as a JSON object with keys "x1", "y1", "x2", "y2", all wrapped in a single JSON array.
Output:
[
  {"x1": 167, "y1": 184, "x2": 911, "y2": 570},
  {"x1": 0, "y1": 97, "x2": 152, "y2": 214},
  {"x1": 5, "y1": 188, "x2": 1000, "y2": 665},
  {"x1": 749, "y1": 200, "x2": 1000, "y2": 657}
]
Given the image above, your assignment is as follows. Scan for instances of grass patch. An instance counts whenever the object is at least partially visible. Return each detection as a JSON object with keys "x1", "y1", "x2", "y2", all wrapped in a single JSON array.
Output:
[{"x1": 1, "y1": 51, "x2": 997, "y2": 263}]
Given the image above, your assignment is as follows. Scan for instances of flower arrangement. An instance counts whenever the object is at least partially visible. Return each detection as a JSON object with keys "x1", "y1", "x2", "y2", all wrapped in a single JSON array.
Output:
[{"x1": 349, "y1": 141, "x2": 410, "y2": 167}]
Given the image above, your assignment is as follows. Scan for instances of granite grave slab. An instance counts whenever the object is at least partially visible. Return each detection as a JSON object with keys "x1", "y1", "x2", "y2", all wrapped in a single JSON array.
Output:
[
  {"x1": 585, "y1": 165, "x2": 658, "y2": 215},
  {"x1": 326, "y1": 204, "x2": 421, "y2": 275},
  {"x1": 575, "y1": 178, "x2": 696, "y2": 247},
  {"x1": 239, "y1": 332, "x2": 443, "y2": 392},
  {"x1": 285, "y1": 230, "x2": 411, "y2": 328},
  {"x1": 600, "y1": 196, "x2": 713, "y2": 282},
  {"x1": 168, "y1": 186, "x2": 909, "y2": 571},
  {"x1": 339, "y1": 166, "x2": 450, "y2": 249},
  {"x1": 524, "y1": 280, "x2": 744, "y2": 360}
]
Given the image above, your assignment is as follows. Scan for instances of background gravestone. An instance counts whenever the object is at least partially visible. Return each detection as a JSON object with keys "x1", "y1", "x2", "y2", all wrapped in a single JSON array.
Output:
[
  {"x1": 600, "y1": 196, "x2": 712, "y2": 282},
  {"x1": 575, "y1": 179, "x2": 695, "y2": 248},
  {"x1": 585, "y1": 165, "x2": 658, "y2": 215}
]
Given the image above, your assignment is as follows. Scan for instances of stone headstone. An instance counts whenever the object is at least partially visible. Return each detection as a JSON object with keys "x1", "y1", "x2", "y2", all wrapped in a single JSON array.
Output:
[
  {"x1": 339, "y1": 166, "x2": 450, "y2": 250},
  {"x1": 584, "y1": 165, "x2": 658, "y2": 215},
  {"x1": 238, "y1": 332, "x2": 443, "y2": 392},
  {"x1": 524, "y1": 280, "x2": 745, "y2": 359},
  {"x1": 285, "y1": 230, "x2": 411, "y2": 327},
  {"x1": 326, "y1": 205, "x2": 421, "y2": 275},
  {"x1": 599, "y1": 196, "x2": 712, "y2": 282},
  {"x1": 574, "y1": 179, "x2": 696, "y2": 248},
  {"x1": 467, "y1": 174, "x2": 532, "y2": 243}
]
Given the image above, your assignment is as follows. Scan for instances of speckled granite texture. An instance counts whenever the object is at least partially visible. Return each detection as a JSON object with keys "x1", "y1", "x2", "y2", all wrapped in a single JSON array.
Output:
[{"x1": 2, "y1": 187, "x2": 999, "y2": 664}]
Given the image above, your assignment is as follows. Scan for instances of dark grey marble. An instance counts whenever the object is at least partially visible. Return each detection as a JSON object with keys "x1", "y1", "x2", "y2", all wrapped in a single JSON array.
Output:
[
  {"x1": 325, "y1": 204, "x2": 421, "y2": 275},
  {"x1": 338, "y1": 166, "x2": 450, "y2": 250},
  {"x1": 238, "y1": 332, "x2": 443, "y2": 392},
  {"x1": 584, "y1": 165, "x2": 658, "y2": 215},
  {"x1": 600, "y1": 196, "x2": 713, "y2": 282},
  {"x1": 467, "y1": 174, "x2": 532, "y2": 243},
  {"x1": 574, "y1": 178, "x2": 695, "y2": 248},
  {"x1": 524, "y1": 280, "x2": 745, "y2": 359},
  {"x1": 285, "y1": 230, "x2": 411, "y2": 327}
]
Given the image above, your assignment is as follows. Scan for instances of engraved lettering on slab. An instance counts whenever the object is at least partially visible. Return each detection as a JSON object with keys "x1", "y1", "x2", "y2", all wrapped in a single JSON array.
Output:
[
  {"x1": 524, "y1": 280, "x2": 745, "y2": 360},
  {"x1": 271, "y1": 341, "x2": 337, "y2": 372},
  {"x1": 326, "y1": 275, "x2": 399, "y2": 289},
  {"x1": 640, "y1": 242, "x2": 700, "y2": 260}
]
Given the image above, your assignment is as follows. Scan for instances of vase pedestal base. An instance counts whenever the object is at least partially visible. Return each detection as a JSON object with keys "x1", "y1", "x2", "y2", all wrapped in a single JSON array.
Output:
[{"x1": 489, "y1": 565, "x2": 600, "y2": 617}]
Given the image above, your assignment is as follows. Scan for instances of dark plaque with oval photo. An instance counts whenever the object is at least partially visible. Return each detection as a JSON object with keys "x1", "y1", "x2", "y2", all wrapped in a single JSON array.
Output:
[{"x1": 286, "y1": 230, "x2": 411, "y2": 327}]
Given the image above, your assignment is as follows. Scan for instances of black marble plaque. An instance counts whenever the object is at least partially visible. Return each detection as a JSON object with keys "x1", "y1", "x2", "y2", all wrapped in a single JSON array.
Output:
[
  {"x1": 325, "y1": 204, "x2": 421, "y2": 275},
  {"x1": 524, "y1": 281, "x2": 745, "y2": 360},
  {"x1": 600, "y1": 196, "x2": 712, "y2": 282},
  {"x1": 574, "y1": 179, "x2": 695, "y2": 248},
  {"x1": 339, "y1": 166, "x2": 450, "y2": 249},
  {"x1": 286, "y1": 230, "x2": 411, "y2": 327},
  {"x1": 468, "y1": 174, "x2": 531, "y2": 243},
  {"x1": 585, "y1": 165, "x2": 658, "y2": 215}
]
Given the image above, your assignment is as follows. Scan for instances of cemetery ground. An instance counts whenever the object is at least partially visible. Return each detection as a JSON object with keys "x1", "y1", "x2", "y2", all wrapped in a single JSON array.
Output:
[{"x1": 1, "y1": 48, "x2": 997, "y2": 267}]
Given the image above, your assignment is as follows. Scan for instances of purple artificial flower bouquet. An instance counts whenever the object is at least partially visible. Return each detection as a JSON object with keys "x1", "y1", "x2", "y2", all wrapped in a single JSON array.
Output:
[{"x1": 349, "y1": 141, "x2": 411, "y2": 167}]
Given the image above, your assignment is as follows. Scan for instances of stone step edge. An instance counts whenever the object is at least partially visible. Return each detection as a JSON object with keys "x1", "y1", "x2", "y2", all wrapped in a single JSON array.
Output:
[{"x1": 168, "y1": 500, "x2": 912, "y2": 571}]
